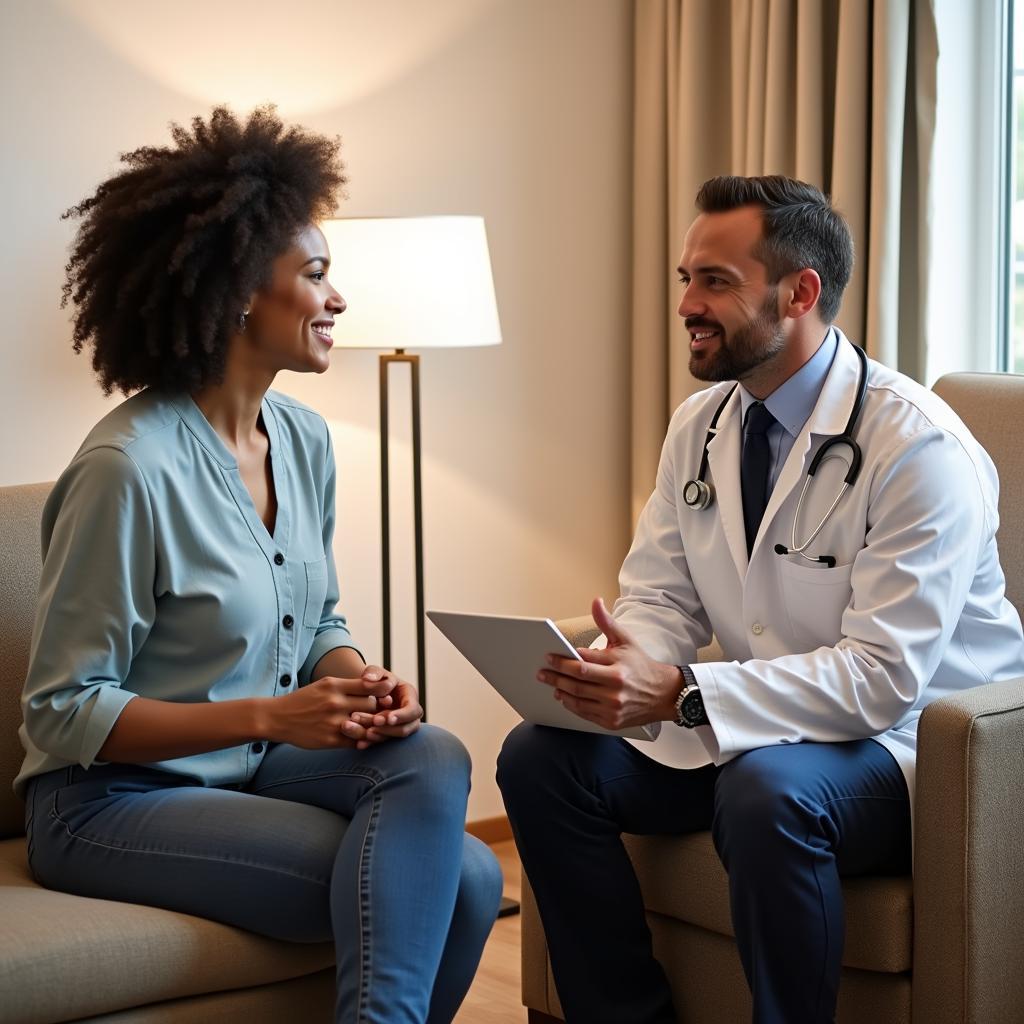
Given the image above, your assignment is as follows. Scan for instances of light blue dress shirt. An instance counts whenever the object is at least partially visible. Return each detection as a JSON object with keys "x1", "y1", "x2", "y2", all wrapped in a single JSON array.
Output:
[
  {"x1": 15, "y1": 389, "x2": 361, "y2": 796},
  {"x1": 738, "y1": 328, "x2": 839, "y2": 492}
]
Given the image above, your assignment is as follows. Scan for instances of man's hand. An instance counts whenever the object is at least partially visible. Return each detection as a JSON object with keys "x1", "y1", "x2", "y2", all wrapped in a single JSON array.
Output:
[
  {"x1": 537, "y1": 597, "x2": 683, "y2": 730},
  {"x1": 346, "y1": 667, "x2": 423, "y2": 750}
]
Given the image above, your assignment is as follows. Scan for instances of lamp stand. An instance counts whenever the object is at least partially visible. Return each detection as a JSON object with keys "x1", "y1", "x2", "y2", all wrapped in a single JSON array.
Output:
[
  {"x1": 379, "y1": 349, "x2": 427, "y2": 718},
  {"x1": 378, "y1": 348, "x2": 519, "y2": 920}
]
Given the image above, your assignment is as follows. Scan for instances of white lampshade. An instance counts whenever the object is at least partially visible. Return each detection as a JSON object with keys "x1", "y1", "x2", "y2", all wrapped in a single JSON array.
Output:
[{"x1": 320, "y1": 216, "x2": 502, "y2": 350}]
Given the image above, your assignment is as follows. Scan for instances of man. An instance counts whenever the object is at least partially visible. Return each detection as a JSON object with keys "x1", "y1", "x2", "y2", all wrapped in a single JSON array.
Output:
[{"x1": 497, "y1": 176, "x2": 1024, "y2": 1024}]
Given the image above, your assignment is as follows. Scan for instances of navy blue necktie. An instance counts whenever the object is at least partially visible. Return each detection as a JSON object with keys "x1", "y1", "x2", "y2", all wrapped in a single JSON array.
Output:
[{"x1": 741, "y1": 401, "x2": 776, "y2": 556}]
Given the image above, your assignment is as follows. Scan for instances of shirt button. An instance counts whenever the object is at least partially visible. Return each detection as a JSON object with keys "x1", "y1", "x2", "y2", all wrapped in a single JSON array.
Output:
[
  {"x1": 280, "y1": 674, "x2": 292, "y2": 687},
  {"x1": 751, "y1": 622, "x2": 764, "y2": 636},
  {"x1": 282, "y1": 614, "x2": 294, "y2": 629},
  {"x1": 252, "y1": 741, "x2": 264, "y2": 754},
  {"x1": 274, "y1": 553, "x2": 284, "y2": 566}
]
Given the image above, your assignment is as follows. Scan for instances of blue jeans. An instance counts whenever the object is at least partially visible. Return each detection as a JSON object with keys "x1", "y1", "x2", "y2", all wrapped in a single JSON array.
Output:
[
  {"x1": 497, "y1": 725, "x2": 911, "y2": 1024},
  {"x1": 26, "y1": 724, "x2": 503, "y2": 1024}
]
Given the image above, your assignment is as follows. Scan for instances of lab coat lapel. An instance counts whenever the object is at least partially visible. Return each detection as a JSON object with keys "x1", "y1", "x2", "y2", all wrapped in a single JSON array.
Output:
[
  {"x1": 753, "y1": 333, "x2": 864, "y2": 557},
  {"x1": 705, "y1": 387, "x2": 748, "y2": 578}
]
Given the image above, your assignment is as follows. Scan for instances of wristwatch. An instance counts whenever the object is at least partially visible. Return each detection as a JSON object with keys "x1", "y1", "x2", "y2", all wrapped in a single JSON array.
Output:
[{"x1": 673, "y1": 665, "x2": 709, "y2": 728}]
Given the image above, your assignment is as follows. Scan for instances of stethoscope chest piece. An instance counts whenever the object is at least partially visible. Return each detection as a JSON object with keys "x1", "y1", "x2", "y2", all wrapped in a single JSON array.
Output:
[
  {"x1": 681, "y1": 384, "x2": 737, "y2": 513},
  {"x1": 683, "y1": 478, "x2": 714, "y2": 510}
]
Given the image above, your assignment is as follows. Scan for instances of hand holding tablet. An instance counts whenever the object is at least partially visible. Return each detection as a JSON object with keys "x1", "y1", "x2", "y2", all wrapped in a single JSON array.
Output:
[{"x1": 427, "y1": 610, "x2": 660, "y2": 741}]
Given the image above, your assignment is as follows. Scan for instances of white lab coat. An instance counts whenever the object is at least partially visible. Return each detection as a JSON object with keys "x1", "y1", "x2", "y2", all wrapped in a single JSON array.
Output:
[{"x1": 615, "y1": 331, "x2": 1024, "y2": 800}]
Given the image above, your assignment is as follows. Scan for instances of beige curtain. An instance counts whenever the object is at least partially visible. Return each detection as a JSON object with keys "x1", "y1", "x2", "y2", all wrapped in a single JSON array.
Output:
[{"x1": 630, "y1": 0, "x2": 938, "y2": 523}]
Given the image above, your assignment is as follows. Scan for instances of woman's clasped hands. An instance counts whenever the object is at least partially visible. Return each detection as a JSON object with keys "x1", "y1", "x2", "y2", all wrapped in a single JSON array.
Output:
[{"x1": 260, "y1": 666, "x2": 423, "y2": 751}]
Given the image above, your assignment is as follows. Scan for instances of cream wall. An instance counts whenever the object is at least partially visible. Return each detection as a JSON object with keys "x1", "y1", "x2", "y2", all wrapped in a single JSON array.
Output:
[{"x1": 0, "y1": 0, "x2": 634, "y2": 820}]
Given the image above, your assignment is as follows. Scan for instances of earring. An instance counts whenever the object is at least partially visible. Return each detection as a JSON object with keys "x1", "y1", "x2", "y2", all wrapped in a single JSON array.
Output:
[{"x1": 238, "y1": 309, "x2": 250, "y2": 332}]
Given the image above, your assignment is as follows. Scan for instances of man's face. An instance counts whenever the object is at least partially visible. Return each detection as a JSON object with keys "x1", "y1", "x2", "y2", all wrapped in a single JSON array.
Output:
[{"x1": 676, "y1": 206, "x2": 786, "y2": 384}]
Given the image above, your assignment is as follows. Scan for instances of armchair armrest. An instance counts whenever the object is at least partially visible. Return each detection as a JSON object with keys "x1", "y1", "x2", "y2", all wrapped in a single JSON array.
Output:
[
  {"x1": 912, "y1": 677, "x2": 1024, "y2": 1024},
  {"x1": 556, "y1": 616, "x2": 602, "y2": 649}
]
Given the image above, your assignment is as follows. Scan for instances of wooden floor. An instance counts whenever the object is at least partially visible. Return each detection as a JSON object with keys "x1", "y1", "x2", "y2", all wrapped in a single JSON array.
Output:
[{"x1": 455, "y1": 840, "x2": 529, "y2": 1023}]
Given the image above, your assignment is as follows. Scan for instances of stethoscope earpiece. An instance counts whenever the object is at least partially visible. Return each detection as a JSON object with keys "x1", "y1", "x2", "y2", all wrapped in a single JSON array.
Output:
[{"x1": 774, "y1": 542, "x2": 836, "y2": 568}]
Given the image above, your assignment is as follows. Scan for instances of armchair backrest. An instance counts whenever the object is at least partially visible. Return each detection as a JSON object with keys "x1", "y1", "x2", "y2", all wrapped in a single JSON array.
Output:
[
  {"x1": 0, "y1": 482, "x2": 52, "y2": 838},
  {"x1": 932, "y1": 372, "x2": 1024, "y2": 620}
]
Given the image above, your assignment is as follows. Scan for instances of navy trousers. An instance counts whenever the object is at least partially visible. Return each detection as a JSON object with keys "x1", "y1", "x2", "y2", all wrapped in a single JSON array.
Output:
[{"x1": 496, "y1": 725, "x2": 911, "y2": 1024}]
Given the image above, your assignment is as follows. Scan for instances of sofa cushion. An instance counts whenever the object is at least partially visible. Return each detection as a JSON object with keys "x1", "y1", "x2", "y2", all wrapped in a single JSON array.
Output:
[
  {"x1": 74, "y1": 969, "x2": 335, "y2": 1024},
  {"x1": 623, "y1": 831, "x2": 913, "y2": 973},
  {"x1": 0, "y1": 838, "x2": 335, "y2": 1024}
]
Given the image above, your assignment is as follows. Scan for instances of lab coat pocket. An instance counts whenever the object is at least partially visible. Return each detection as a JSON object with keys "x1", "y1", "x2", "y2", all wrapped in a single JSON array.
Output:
[
  {"x1": 302, "y1": 557, "x2": 329, "y2": 629},
  {"x1": 777, "y1": 557, "x2": 854, "y2": 649}
]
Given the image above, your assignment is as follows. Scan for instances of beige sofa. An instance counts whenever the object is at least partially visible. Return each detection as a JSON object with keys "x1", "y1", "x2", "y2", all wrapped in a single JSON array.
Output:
[
  {"x1": 0, "y1": 482, "x2": 335, "y2": 1023},
  {"x1": 522, "y1": 373, "x2": 1024, "y2": 1024}
]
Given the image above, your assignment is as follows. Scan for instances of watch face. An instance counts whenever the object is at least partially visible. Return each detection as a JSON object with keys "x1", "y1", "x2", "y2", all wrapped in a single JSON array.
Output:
[{"x1": 682, "y1": 690, "x2": 705, "y2": 726}]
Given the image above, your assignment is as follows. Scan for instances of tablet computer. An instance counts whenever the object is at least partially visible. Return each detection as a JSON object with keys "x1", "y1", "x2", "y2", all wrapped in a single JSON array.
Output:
[{"x1": 427, "y1": 609, "x2": 659, "y2": 741}]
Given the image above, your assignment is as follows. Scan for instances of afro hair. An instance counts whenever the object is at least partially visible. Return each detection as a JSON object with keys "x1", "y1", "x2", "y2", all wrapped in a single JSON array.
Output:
[{"x1": 61, "y1": 104, "x2": 346, "y2": 394}]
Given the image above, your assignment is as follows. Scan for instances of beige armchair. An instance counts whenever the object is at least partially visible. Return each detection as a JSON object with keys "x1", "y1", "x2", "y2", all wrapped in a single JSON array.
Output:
[
  {"x1": 521, "y1": 373, "x2": 1024, "y2": 1024},
  {"x1": 0, "y1": 482, "x2": 335, "y2": 1023}
]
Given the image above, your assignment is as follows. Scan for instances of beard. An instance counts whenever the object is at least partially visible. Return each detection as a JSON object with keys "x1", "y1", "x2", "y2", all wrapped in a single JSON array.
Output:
[{"x1": 688, "y1": 288, "x2": 786, "y2": 383}]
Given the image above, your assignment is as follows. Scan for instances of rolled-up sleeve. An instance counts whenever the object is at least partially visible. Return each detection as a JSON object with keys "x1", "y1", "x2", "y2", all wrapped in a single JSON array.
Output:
[
  {"x1": 298, "y1": 427, "x2": 361, "y2": 684},
  {"x1": 22, "y1": 446, "x2": 156, "y2": 768}
]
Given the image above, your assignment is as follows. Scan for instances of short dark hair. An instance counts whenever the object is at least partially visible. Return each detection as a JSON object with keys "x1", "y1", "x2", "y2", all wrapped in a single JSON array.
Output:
[
  {"x1": 695, "y1": 175, "x2": 854, "y2": 323},
  {"x1": 61, "y1": 105, "x2": 347, "y2": 395}
]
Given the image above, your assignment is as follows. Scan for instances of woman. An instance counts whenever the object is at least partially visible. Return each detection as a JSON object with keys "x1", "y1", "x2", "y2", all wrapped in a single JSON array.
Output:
[{"x1": 16, "y1": 105, "x2": 502, "y2": 1024}]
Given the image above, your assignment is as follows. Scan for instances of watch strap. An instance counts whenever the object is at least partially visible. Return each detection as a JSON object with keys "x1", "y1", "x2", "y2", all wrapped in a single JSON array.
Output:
[
  {"x1": 679, "y1": 665, "x2": 698, "y2": 689},
  {"x1": 673, "y1": 665, "x2": 698, "y2": 727}
]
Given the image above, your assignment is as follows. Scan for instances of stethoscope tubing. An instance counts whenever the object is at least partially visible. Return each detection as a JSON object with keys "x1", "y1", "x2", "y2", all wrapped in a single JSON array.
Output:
[{"x1": 682, "y1": 342, "x2": 870, "y2": 566}]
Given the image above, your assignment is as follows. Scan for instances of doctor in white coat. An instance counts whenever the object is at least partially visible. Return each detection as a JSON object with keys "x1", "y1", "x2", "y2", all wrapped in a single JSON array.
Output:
[{"x1": 497, "y1": 175, "x2": 1024, "y2": 1024}]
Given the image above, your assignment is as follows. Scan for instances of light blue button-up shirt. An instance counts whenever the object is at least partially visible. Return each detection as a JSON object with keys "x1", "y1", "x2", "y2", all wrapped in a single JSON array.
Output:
[
  {"x1": 15, "y1": 389, "x2": 361, "y2": 796},
  {"x1": 738, "y1": 328, "x2": 839, "y2": 492}
]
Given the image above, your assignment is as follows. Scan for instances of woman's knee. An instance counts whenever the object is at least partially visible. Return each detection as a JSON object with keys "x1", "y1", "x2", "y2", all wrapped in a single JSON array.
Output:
[
  {"x1": 460, "y1": 834, "x2": 504, "y2": 916},
  {"x1": 406, "y1": 723, "x2": 472, "y2": 780}
]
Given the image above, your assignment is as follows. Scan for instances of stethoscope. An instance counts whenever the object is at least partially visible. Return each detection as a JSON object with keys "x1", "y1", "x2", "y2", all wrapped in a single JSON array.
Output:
[{"x1": 681, "y1": 343, "x2": 868, "y2": 568}]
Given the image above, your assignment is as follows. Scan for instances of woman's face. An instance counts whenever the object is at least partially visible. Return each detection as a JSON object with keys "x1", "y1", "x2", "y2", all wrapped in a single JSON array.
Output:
[{"x1": 245, "y1": 224, "x2": 345, "y2": 376}]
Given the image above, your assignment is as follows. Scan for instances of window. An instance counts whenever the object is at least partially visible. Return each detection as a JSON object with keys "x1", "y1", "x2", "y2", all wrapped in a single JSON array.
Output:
[
  {"x1": 928, "y1": 0, "x2": 1005, "y2": 381},
  {"x1": 1006, "y1": 0, "x2": 1024, "y2": 371}
]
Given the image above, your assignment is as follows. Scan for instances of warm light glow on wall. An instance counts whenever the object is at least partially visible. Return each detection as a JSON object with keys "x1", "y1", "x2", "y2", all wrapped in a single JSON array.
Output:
[{"x1": 55, "y1": 0, "x2": 499, "y2": 114}]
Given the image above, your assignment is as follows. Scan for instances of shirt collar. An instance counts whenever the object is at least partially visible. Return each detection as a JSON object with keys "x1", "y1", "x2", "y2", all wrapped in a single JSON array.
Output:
[
  {"x1": 738, "y1": 327, "x2": 838, "y2": 438},
  {"x1": 168, "y1": 391, "x2": 280, "y2": 470}
]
